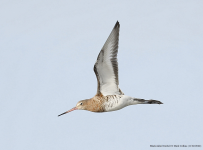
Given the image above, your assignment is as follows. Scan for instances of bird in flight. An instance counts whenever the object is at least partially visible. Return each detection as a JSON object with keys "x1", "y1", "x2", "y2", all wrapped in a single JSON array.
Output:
[{"x1": 58, "y1": 21, "x2": 162, "y2": 116}]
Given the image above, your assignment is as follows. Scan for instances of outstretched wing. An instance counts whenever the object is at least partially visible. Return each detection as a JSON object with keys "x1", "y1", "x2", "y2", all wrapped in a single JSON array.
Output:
[{"x1": 94, "y1": 21, "x2": 124, "y2": 96}]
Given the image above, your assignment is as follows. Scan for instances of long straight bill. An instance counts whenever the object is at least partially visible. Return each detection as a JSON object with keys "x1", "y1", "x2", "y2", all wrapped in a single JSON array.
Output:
[{"x1": 58, "y1": 107, "x2": 78, "y2": 117}]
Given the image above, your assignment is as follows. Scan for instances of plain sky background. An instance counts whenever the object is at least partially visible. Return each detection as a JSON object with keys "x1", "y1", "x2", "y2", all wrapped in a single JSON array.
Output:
[{"x1": 0, "y1": 0, "x2": 202, "y2": 150}]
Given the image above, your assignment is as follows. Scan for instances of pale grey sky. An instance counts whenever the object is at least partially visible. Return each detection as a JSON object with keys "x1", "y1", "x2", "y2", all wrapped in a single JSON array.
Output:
[{"x1": 0, "y1": 0, "x2": 202, "y2": 150}]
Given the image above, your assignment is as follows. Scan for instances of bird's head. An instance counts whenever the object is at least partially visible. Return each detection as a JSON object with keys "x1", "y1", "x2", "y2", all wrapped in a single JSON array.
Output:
[{"x1": 58, "y1": 100, "x2": 88, "y2": 116}]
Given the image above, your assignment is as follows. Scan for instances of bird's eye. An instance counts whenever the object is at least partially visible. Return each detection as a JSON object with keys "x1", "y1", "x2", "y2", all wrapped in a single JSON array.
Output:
[{"x1": 80, "y1": 103, "x2": 83, "y2": 105}]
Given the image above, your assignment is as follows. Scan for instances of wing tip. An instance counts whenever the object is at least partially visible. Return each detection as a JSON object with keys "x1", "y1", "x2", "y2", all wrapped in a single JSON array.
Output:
[{"x1": 114, "y1": 21, "x2": 120, "y2": 29}]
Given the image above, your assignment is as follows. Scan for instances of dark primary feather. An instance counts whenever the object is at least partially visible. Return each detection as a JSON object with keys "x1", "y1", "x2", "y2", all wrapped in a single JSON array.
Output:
[{"x1": 102, "y1": 21, "x2": 119, "y2": 85}]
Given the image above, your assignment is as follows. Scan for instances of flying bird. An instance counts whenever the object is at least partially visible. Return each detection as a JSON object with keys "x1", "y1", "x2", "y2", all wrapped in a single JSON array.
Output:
[{"x1": 58, "y1": 21, "x2": 162, "y2": 116}]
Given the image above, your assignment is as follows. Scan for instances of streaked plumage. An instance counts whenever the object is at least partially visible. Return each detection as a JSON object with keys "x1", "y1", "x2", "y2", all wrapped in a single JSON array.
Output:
[{"x1": 58, "y1": 21, "x2": 162, "y2": 116}]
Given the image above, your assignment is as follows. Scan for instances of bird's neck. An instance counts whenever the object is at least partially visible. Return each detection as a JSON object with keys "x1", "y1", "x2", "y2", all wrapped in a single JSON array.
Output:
[{"x1": 85, "y1": 97, "x2": 105, "y2": 112}]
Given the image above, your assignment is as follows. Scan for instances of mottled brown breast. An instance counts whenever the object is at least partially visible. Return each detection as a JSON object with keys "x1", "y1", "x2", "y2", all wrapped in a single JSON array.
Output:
[{"x1": 85, "y1": 95, "x2": 106, "y2": 112}]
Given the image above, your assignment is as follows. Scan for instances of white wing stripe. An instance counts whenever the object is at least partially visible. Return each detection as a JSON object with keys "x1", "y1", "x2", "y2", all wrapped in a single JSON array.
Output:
[{"x1": 93, "y1": 21, "x2": 123, "y2": 96}]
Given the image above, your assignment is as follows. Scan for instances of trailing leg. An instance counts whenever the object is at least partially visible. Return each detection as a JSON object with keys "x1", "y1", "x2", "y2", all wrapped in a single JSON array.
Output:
[{"x1": 133, "y1": 98, "x2": 163, "y2": 104}]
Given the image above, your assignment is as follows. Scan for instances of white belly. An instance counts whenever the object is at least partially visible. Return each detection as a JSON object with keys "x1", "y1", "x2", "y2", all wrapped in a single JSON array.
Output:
[{"x1": 104, "y1": 95, "x2": 132, "y2": 112}]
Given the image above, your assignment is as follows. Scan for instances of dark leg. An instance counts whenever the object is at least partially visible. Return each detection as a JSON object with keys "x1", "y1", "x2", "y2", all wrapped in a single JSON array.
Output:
[{"x1": 134, "y1": 98, "x2": 163, "y2": 104}]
